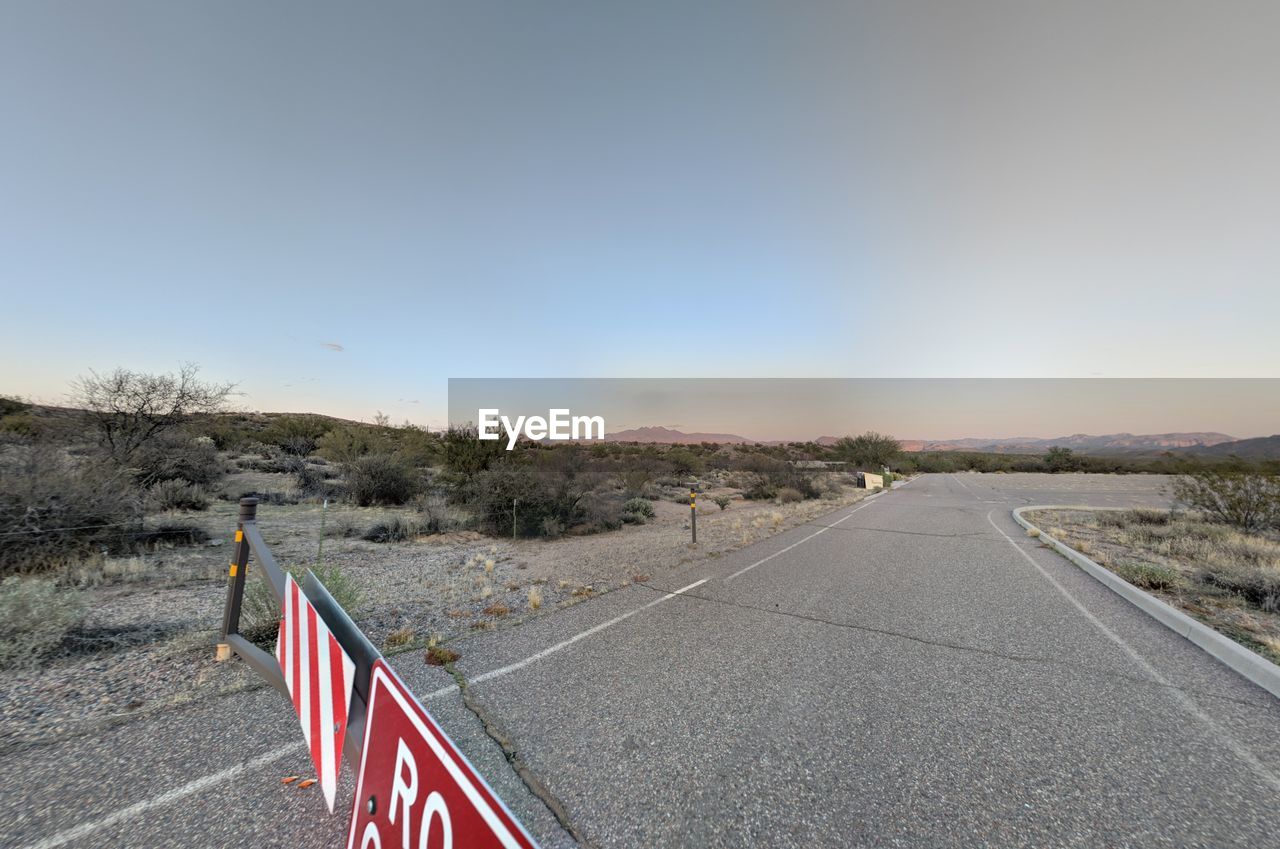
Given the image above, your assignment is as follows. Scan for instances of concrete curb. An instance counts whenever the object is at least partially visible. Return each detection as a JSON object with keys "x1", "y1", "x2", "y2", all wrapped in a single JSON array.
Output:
[{"x1": 1013, "y1": 505, "x2": 1280, "y2": 700}]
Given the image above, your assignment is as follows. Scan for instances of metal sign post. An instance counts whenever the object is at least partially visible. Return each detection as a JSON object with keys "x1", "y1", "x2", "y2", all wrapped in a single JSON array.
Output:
[
  {"x1": 690, "y1": 488, "x2": 697, "y2": 545},
  {"x1": 215, "y1": 497, "x2": 381, "y2": 769}
]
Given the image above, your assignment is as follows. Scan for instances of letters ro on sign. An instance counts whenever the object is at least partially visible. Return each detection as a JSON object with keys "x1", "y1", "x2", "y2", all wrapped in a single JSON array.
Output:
[{"x1": 346, "y1": 660, "x2": 538, "y2": 849}]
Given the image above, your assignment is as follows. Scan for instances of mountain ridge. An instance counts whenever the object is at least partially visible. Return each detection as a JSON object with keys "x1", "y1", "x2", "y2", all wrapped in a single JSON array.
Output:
[{"x1": 605, "y1": 427, "x2": 1243, "y2": 453}]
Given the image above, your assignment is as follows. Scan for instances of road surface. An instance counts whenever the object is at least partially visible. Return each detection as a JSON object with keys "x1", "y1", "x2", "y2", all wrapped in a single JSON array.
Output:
[{"x1": 4, "y1": 474, "x2": 1279, "y2": 848}]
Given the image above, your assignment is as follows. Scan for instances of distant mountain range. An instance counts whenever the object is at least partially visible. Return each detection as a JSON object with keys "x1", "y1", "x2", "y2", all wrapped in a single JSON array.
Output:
[
  {"x1": 604, "y1": 427, "x2": 1278, "y2": 457},
  {"x1": 1171, "y1": 434, "x2": 1280, "y2": 460},
  {"x1": 604, "y1": 426, "x2": 756, "y2": 444},
  {"x1": 895, "y1": 432, "x2": 1239, "y2": 454}
]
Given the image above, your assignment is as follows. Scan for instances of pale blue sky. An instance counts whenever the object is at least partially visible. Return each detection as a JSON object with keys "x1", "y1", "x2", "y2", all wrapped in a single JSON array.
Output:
[{"x1": 2, "y1": 2, "x2": 1277, "y2": 429}]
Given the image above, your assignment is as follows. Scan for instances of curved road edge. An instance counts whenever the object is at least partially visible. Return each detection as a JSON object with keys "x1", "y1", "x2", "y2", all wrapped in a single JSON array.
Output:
[{"x1": 1012, "y1": 504, "x2": 1280, "y2": 700}]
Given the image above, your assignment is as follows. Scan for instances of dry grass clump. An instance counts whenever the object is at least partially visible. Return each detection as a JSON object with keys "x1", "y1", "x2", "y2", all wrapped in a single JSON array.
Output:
[
  {"x1": 362, "y1": 516, "x2": 418, "y2": 543},
  {"x1": 1110, "y1": 560, "x2": 1184, "y2": 592},
  {"x1": 383, "y1": 626, "x2": 416, "y2": 650},
  {"x1": 425, "y1": 644, "x2": 460, "y2": 666},
  {"x1": 1028, "y1": 507, "x2": 1280, "y2": 660},
  {"x1": 527, "y1": 586, "x2": 543, "y2": 611},
  {"x1": 776, "y1": 487, "x2": 804, "y2": 504},
  {"x1": 0, "y1": 576, "x2": 86, "y2": 669}
]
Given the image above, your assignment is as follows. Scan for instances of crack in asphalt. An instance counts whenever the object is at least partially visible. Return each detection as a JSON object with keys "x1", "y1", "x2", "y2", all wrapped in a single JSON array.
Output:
[
  {"x1": 630, "y1": 580, "x2": 1268, "y2": 712},
  {"x1": 786, "y1": 519, "x2": 1004, "y2": 544},
  {"x1": 444, "y1": 663, "x2": 598, "y2": 848}
]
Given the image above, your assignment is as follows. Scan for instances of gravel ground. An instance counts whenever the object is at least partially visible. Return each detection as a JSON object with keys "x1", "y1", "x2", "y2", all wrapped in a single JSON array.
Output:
[{"x1": 0, "y1": 480, "x2": 869, "y2": 750}]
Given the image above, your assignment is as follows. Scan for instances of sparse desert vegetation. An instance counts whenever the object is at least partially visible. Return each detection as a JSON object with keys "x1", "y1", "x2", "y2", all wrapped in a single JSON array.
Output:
[
  {"x1": 1027, "y1": 471, "x2": 1280, "y2": 663},
  {"x1": 0, "y1": 369, "x2": 880, "y2": 747}
]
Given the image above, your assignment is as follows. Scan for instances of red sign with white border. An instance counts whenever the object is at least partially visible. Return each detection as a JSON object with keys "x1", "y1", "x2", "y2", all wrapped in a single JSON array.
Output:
[{"x1": 347, "y1": 659, "x2": 538, "y2": 849}]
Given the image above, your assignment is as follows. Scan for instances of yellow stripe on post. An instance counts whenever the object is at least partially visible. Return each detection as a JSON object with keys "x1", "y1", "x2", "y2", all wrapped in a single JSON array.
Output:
[
  {"x1": 234, "y1": 530, "x2": 244, "y2": 542},
  {"x1": 229, "y1": 563, "x2": 238, "y2": 577}
]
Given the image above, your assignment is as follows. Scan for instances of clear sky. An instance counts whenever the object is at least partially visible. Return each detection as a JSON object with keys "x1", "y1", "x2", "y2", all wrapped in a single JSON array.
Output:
[{"x1": 2, "y1": 2, "x2": 1277, "y2": 432}]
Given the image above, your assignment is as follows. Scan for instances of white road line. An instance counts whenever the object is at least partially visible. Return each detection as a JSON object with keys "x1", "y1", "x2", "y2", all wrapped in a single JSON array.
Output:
[
  {"x1": 465, "y1": 578, "x2": 708, "y2": 687},
  {"x1": 986, "y1": 509, "x2": 1280, "y2": 794},
  {"x1": 948, "y1": 473, "x2": 983, "y2": 501},
  {"x1": 724, "y1": 494, "x2": 883, "y2": 582},
  {"x1": 22, "y1": 743, "x2": 303, "y2": 849},
  {"x1": 21, "y1": 576, "x2": 712, "y2": 849}
]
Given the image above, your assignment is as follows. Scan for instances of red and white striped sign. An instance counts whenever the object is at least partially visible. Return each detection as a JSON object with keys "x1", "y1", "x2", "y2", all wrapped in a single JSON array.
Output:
[{"x1": 275, "y1": 572, "x2": 356, "y2": 813}]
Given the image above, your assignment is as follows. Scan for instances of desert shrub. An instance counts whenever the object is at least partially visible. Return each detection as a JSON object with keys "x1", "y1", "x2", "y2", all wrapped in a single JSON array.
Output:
[
  {"x1": 743, "y1": 478, "x2": 778, "y2": 501},
  {"x1": 465, "y1": 464, "x2": 588, "y2": 538},
  {"x1": 0, "y1": 410, "x2": 38, "y2": 437},
  {"x1": 323, "y1": 517, "x2": 363, "y2": 539},
  {"x1": 665, "y1": 448, "x2": 704, "y2": 476},
  {"x1": 1172, "y1": 468, "x2": 1279, "y2": 532},
  {"x1": 1196, "y1": 563, "x2": 1280, "y2": 612},
  {"x1": 150, "y1": 480, "x2": 210, "y2": 512},
  {"x1": 131, "y1": 432, "x2": 225, "y2": 487},
  {"x1": 192, "y1": 414, "x2": 258, "y2": 452},
  {"x1": 261, "y1": 415, "x2": 332, "y2": 456},
  {"x1": 581, "y1": 496, "x2": 626, "y2": 532},
  {"x1": 833, "y1": 432, "x2": 901, "y2": 469},
  {"x1": 1096, "y1": 511, "x2": 1127, "y2": 528},
  {"x1": 440, "y1": 426, "x2": 505, "y2": 482},
  {"x1": 0, "y1": 396, "x2": 29, "y2": 417},
  {"x1": 1123, "y1": 509, "x2": 1171, "y2": 526},
  {"x1": 363, "y1": 517, "x2": 419, "y2": 543},
  {"x1": 713, "y1": 495, "x2": 732, "y2": 510},
  {"x1": 317, "y1": 425, "x2": 390, "y2": 465},
  {"x1": 346, "y1": 454, "x2": 421, "y2": 506},
  {"x1": 777, "y1": 487, "x2": 804, "y2": 504},
  {"x1": 0, "y1": 576, "x2": 86, "y2": 669},
  {"x1": 0, "y1": 445, "x2": 142, "y2": 575},
  {"x1": 734, "y1": 456, "x2": 820, "y2": 500},
  {"x1": 411, "y1": 493, "x2": 466, "y2": 534},
  {"x1": 134, "y1": 522, "x2": 212, "y2": 548},
  {"x1": 239, "y1": 456, "x2": 295, "y2": 474},
  {"x1": 1044, "y1": 446, "x2": 1084, "y2": 473},
  {"x1": 391, "y1": 424, "x2": 440, "y2": 468},
  {"x1": 241, "y1": 562, "x2": 364, "y2": 644},
  {"x1": 1111, "y1": 560, "x2": 1183, "y2": 591},
  {"x1": 623, "y1": 498, "x2": 655, "y2": 519},
  {"x1": 616, "y1": 467, "x2": 657, "y2": 498},
  {"x1": 286, "y1": 457, "x2": 341, "y2": 499}
]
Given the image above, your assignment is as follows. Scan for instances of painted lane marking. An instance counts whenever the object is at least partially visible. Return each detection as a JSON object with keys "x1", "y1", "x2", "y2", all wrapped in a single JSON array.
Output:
[
  {"x1": 461, "y1": 578, "x2": 708, "y2": 689},
  {"x1": 986, "y1": 509, "x2": 1280, "y2": 794},
  {"x1": 22, "y1": 744, "x2": 302, "y2": 849},
  {"x1": 724, "y1": 495, "x2": 883, "y2": 583}
]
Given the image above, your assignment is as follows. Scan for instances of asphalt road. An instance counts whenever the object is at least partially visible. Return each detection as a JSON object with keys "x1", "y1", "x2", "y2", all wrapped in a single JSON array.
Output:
[{"x1": 4, "y1": 473, "x2": 1279, "y2": 848}]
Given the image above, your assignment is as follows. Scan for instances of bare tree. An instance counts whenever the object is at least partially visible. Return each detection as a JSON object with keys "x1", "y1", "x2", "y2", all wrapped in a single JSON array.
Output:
[{"x1": 69, "y1": 364, "x2": 235, "y2": 461}]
